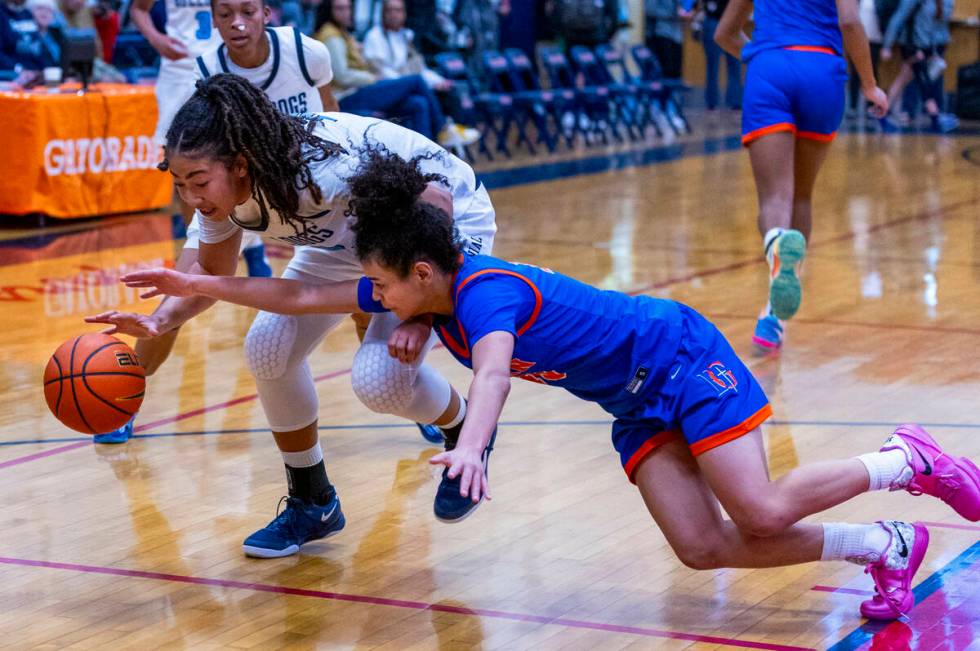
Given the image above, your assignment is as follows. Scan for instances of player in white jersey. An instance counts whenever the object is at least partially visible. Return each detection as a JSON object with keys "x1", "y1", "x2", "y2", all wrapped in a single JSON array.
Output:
[{"x1": 88, "y1": 73, "x2": 497, "y2": 558}]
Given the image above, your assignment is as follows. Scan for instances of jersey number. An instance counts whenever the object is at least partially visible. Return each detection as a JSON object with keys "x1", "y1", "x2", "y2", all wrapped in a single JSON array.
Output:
[{"x1": 194, "y1": 11, "x2": 211, "y2": 40}]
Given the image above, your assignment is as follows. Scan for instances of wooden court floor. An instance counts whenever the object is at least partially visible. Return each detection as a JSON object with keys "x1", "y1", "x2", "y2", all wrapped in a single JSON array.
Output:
[{"x1": 1, "y1": 130, "x2": 979, "y2": 650}]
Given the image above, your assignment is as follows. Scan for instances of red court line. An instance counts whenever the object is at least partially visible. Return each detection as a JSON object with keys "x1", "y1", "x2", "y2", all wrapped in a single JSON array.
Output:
[
  {"x1": 626, "y1": 197, "x2": 976, "y2": 298},
  {"x1": 0, "y1": 556, "x2": 814, "y2": 651},
  {"x1": 811, "y1": 585, "x2": 874, "y2": 597},
  {"x1": 706, "y1": 312, "x2": 980, "y2": 337},
  {"x1": 0, "y1": 441, "x2": 89, "y2": 471}
]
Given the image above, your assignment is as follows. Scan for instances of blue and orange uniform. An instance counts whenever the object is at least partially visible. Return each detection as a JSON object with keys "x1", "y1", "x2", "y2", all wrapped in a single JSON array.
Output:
[
  {"x1": 741, "y1": 0, "x2": 848, "y2": 146},
  {"x1": 403, "y1": 255, "x2": 771, "y2": 482}
]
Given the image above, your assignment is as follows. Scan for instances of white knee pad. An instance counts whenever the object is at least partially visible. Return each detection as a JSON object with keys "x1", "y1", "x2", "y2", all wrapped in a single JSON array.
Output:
[
  {"x1": 350, "y1": 343, "x2": 416, "y2": 414},
  {"x1": 245, "y1": 311, "x2": 299, "y2": 381}
]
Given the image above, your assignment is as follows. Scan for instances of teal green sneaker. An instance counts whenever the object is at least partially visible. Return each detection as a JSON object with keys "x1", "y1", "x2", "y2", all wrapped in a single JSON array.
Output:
[{"x1": 767, "y1": 229, "x2": 806, "y2": 320}]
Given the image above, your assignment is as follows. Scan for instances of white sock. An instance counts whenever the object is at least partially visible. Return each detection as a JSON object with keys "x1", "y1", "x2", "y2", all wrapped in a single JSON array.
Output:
[
  {"x1": 821, "y1": 522, "x2": 891, "y2": 565},
  {"x1": 281, "y1": 442, "x2": 323, "y2": 468},
  {"x1": 440, "y1": 398, "x2": 466, "y2": 430},
  {"x1": 763, "y1": 227, "x2": 784, "y2": 257},
  {"x1": 856, "y1": 448, "x2": 911, "y2": 491}
]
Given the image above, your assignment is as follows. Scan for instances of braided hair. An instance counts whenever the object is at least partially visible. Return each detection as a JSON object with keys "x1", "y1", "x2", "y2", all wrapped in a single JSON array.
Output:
[
  {"x1": 160, "y1": 73, "x2": 344, "y2": 233},
  {"x1": 348, "y1": 146, "x2": 462, "y2": 277}
]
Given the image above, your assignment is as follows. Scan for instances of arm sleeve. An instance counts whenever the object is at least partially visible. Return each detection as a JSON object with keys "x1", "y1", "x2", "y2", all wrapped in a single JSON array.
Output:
[
  {"x1": 196, "y1": 212, "x2": 242, "y2": 244},
  {"x1": 361, "y1": 29, "x2": 398, "y2": 78},
  {"x1": 301, "y1": 34, "x2": 334, "y2": 87},
  {"x1": 357, "y1": 277, "x2": 390, "y2": 313},
  {"x1": 455, "y1": 275, "x2": 536, "y2": 348},
  {"x1": 324, "y1": 35, "x2": 375, "y2": 88}
]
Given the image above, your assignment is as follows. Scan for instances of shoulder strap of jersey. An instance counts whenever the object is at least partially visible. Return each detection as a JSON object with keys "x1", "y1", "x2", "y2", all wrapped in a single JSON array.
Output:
[
  {"x1": 260, "y1": 27, "x2": 281, "y2": 90},
  {"x1": 293, "y1": 26, "x2": 316, "y2": 87},
  {"x1": 196, "y1": 54, "x2": 211, "y2": 79}
]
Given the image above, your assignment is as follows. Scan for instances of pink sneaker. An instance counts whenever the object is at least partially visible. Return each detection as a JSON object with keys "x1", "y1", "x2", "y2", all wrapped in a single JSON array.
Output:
[
  {"x1": 881, "y1": 424, "x2": 980, "y2": 522},
  {"x1": 860, "y1": 521, "x2": 929, "y2": 620}
]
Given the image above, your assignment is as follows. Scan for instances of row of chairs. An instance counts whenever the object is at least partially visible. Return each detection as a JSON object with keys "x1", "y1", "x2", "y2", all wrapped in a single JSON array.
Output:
[{"x1": 434, "y1": 45, "x2": 691, "y2": 160}]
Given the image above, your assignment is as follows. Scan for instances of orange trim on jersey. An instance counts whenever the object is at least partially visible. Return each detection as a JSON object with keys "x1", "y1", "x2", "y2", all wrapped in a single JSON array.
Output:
[
  {"x1": 624, "y1": 430, "x2": 681, "y2": 483},
  {"x1": 441, "y1": 267, "x2": 545, "y2": 360},
  {"x1": 742, "y1": 122, "x2": 796, "y2": 146},
  {"x1": 689, "y1": 404, "x2": 773, "y2": 457},
  {"x1": 783, "y1": 46, "x2": 838, "y2": 56},
  {"x1": 796, "y1": 130, "x2": 837, "y2": 142},
  {"x1": 456, "y1": 269, "x2": 543, "y2": 336}
]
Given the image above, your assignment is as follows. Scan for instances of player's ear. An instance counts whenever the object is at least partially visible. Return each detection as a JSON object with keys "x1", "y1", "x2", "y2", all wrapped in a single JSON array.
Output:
[
  {"x1": 413, "y1": 260, "x2": 434, "y2": 284},
  {"x1": 232, "y1": 154, "x2": 249, "y2": 178},
  {"x1": 262, "y1": 4, "x2": 270, "y2": 22}
]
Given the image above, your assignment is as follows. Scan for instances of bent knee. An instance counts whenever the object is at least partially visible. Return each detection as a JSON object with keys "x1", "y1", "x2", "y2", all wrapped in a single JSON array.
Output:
[
  {"x1": 671, "y1": 539, "x2": 728, "y2": 570},
  {"x1": 350, "y1": 343, "x2": 414, "y2": 414},
  {"x1": 244, "y1": 312, "x2": 299, "y2": 381},
  {"x1": 729, "y1": 501, "x2": 794, "y2": 538}
]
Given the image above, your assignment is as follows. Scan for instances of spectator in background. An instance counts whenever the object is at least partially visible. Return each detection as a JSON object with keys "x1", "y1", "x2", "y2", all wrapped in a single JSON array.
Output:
[
  {"x1": 362, "y1": 0, "x2": 449, "y2": 90},
  {"x1": 314, "y1": 0, "x2": 479, "y2": 145},
  {"x1": 645, "y1": 0, "x2": 685, "y2": 80},
  {"x1": 1, "y1": 0, "x2": 46, "y2": 76},
  {"x1": 551, "y1": 0, "x2": 618, "y2": 51},
  {"x1": 59, "y1": 0, "x2": 126, "y2": 80},
  {"x1": 91, "y1": 0, "x2": 119, "y2": 61},
  {"x1": 26, "y1": 0, "x2": 60, "y2": 68},
  {"x1": 452, "y1": 0, "x2": 505, "y2": 76},
  {"x1": 686, "y1": 0, "x2": 741, "y2": 110},
  {"x1": 881, "y1": 0, "x2": 957, "y2": 132}
]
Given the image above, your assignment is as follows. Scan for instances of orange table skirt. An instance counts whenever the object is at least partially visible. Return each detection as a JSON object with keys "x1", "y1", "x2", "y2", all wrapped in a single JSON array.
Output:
[{"x1": 0, "y1": 83, "x2": 172, "y2": 219}]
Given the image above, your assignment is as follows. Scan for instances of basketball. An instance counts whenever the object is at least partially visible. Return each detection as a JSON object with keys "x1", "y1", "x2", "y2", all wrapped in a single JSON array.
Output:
[{"x1": 43, "y1": 333, "x2": 146, "y2": 435}]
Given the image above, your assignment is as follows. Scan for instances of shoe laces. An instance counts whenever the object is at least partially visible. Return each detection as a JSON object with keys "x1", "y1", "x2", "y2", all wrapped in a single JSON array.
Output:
[
  {"x1": 265, "y1": 496, "x2": 305, "y2": 536},
  {"x1": 908, "y1": 471, "x2": 960, "y2": 501}
]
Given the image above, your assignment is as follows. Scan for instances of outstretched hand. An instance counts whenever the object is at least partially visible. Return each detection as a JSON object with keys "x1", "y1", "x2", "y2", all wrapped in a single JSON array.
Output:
[
  {"x1": 429, "y1": 447, "x2": 490, "y2": 504},
  {"x1": 84, "y1": 311, "x2": 164, "y2": 338},
  {"x1": 120, "y1": 268, "x2": 196, "y2": 299}
]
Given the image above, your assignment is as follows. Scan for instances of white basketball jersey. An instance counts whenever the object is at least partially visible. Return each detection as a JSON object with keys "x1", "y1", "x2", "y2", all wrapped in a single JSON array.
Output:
[
  {"x1": 197, "y1": 113, "x2": 496, "y2": 268},
  {"x1": 165, "y1": 0, "x2": 222, "y2": 59},
  {"x1": 196, "y1": 27, "x2": 333, "y2": 116}
]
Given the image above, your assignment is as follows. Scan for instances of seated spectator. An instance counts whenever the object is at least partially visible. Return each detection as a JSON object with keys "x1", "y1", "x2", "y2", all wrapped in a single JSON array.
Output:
[
  {"x1": 362, "y1": 0, "x2": 449, "y2": 90},
  {"x1": 1, "y1": 0, "x2": 46, "y2": 76},
  {"x1": 26, "y1": 0, "x2": 60, "y2": 68},
  {"x1": 58, "y1": 0, "x2": 126, "y2": 81},
  {"x1": 314, "y1": 0, "x2": 478, "y2": 146}
]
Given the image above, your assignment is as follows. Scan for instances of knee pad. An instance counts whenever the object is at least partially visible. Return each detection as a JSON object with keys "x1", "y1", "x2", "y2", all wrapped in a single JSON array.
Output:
[
  {"x1": 350, "y1": 342, "x2": 415, "y2": 414},
  {"x1": 244, "y1": 311, "x2": 299, "y2": 381}
]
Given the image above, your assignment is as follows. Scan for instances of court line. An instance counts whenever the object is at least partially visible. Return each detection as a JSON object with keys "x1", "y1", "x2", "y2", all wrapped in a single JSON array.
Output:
[
  {"x1": 0, "y1": 441, "x2": 89, "y2": 470},
  {"x1": 4, "y1": 419, "x2": 980, "y2": 449},
  {"x1": 0, "y1": 555, "x2": 813, "y2": 650},
  {"x1": 827, "y1": 541, "x2": 980, "y2": 651},
  {"x1": 707, "y1": 312, "x2": 980, "y2": 337}
]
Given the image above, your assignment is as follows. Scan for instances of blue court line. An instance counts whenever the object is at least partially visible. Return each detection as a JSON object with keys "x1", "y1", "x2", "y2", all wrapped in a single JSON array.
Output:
[
  {"x1": 827, "y1": 541, "x2": 980, "y2": 651},
  {"x1": 3, "y1": 419, "x2": 979, "y2": 448}
]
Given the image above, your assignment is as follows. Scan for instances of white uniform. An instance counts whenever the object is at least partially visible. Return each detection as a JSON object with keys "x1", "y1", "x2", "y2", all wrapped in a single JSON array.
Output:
[
  {"x1": 185, "y1": 26, "x2": 334, "y2": 250},
  {"x1": 153, "y1": 0, "x2": 223, "y2": 144},
  {"x1": 198, "y1": 114, "x2": 496, "y2": 431}
]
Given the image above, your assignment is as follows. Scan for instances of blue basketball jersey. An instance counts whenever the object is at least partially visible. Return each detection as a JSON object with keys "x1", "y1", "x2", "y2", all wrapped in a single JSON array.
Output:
[
  {"x1": 742, "y1": 0, "x2": 843, "y2": 61},
  {"x1": 434, "y1": 255, "x2": 686, "y2": 416}
]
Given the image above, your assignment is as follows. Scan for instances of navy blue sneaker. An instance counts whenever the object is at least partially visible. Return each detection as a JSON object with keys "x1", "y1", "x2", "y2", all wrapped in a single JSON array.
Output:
[
  {"x1": 417, "y1": 422, "x2": 444, "y2": 444},
  {"x1": 93, "y1": 416, "x2": 134, "y2": 444},
  {"x1": 434, "y1": 427, "x2": 496, "y2": 523},
  {"x1": 242, "y1": 495, "x2": 345, "y2": 558},
  {"x1": 242, "y1": 244, "x2": 273, "y2": 278}
]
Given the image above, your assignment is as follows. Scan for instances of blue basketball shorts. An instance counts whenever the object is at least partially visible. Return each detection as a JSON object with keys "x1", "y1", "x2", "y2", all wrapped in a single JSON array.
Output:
[
  {"x1": 612, "y1": 305, "x2": 771, "y2": 483},
  {"x1": 741, "y1": 47, "x2": 848, "y2": 146}
]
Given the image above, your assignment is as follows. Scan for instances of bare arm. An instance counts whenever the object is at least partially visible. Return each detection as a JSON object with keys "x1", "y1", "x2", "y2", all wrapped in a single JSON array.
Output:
[
  {"x1": 429, "y1": 331, "x2": 514, "y2": 502},
  {"x1": 318, "y1": 85, "x2": 340, "y2": 112},
  {"x1": 837, "y1": 0, "x2": 888, "y2": 115},
  {"x1": 129, "y1": 0, "x2": 189, "y2": 60},
  {"x1": 715, "y1": 0, "x2": 753, "y2": 58}
]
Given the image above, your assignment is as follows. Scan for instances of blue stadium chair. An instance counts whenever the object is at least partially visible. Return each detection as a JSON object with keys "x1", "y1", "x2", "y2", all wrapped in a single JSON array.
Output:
[
  {"x1": 538, "y1": 45, "x2": 617, "y2": 145},
  {"x1": 434, "y1": 51, "x2": 516, "y2": 160},
  {"x1": 481, "y1": 50, "x2": 555, "y2": 154},
  {"x1": 593, "y1": 44, "x2": 664, "y2": 137},
  {"x1": 630, "y1": 44, "x2": 692, "y2": 134},
  {"x1": 112, "y1": 31, "x2": 160, "y2": 70},
  {"x1": 568, "y1": 45, "x2": 643, "y2": 141},
  {"x1": 502, "y1": 48, "x2": 578, "y2": 150}
]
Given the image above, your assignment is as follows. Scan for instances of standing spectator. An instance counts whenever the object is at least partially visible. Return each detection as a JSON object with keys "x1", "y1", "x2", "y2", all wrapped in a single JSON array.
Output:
[
  {"x1": 362, "y1": 0, "x2": 449, "y2": 89},
  {"x1": 551, "y1": 0, "x2": 618, "y2": 51},
  {"x1": 848, "y1": 0, "x2": 882, "y2": 114},
  {"x1": 687, "y1": 0, "x2": 741, "y2": 110},
  {"x1": 645, "y1": 0, "x2": 684, "y2": 79},
  {"x1": 314, "y1": 0, "x2": 479, "y2": 145},
  {"x1": 452, "y1": 0, "x2": 504, "y2": 76}
]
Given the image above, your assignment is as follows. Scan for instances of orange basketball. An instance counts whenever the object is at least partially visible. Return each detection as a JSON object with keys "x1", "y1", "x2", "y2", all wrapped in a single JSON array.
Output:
[{"x1": 43, "y1": 333, "x2": 145, "y2": 434}]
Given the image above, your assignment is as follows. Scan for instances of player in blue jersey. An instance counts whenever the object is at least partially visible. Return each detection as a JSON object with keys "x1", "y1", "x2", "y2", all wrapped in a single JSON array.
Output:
[
  {"x1": 715, "y1": 0, "x2": 889, "y2": 352},
  {"x1": 115, "y1": 150, "x2": 980, "y2": 621}
]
